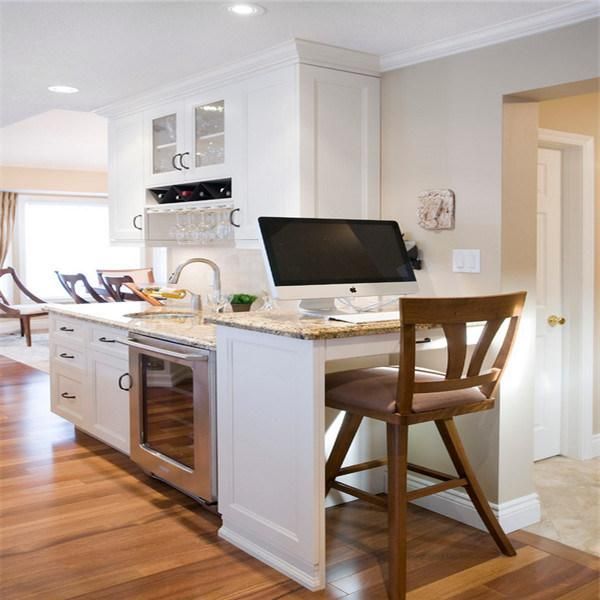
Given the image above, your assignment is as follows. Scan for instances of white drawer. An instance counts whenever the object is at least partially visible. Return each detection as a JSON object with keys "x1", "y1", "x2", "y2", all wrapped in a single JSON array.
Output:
[
  {"x1": 52, "y1": 316, "x2": 87, "y2": 346},
  {"x1": 89, "y1": 324, "x2": 128, "y2": 358},
  {"x1": 53, "y1": 342, "x2": 86, "y2": 371},
  {"x1": 53, "y1": 372, "x2": 84, "y2": 426}
]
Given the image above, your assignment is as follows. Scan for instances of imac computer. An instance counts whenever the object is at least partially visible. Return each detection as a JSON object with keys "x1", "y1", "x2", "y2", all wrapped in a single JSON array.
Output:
[{"x1": 258, "y1": 217, "x2": 418, "y2": 316}]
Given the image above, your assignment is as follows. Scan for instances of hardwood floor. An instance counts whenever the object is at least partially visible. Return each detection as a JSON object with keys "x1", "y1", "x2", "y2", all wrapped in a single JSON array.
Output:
[{"x1": 1, "y1": 356, "x2": 598, "y2": 599}]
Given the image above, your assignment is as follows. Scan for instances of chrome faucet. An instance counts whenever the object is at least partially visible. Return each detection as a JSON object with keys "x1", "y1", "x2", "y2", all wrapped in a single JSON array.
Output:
[{"x1": 168, "y1": 258, "x2": 222, "y2": 312}]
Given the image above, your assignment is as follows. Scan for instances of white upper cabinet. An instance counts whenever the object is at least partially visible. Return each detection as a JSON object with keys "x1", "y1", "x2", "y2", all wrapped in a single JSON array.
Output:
[
  {"x1": 102, "y1": 39, "x2": 381, "y2": 245},
  {"x1": 108, "y1": 114, "x2": 145, "y2": 243}
]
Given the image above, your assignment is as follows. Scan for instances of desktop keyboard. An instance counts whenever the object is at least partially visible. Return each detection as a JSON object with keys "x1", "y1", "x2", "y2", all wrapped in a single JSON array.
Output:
[{"x1": 329, "y1": 311, "x2": 400, "y2": 324}]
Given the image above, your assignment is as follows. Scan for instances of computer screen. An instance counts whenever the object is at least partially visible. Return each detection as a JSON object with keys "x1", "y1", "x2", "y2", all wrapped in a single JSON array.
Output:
[{"x1": 258, "y1": 217, "x2": 418, "y2": 312}]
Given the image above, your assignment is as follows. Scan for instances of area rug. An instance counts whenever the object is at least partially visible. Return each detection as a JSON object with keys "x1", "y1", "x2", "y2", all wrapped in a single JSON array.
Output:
[{"x1": 0, "y1": 332, "x2": 50, "y2": 373}]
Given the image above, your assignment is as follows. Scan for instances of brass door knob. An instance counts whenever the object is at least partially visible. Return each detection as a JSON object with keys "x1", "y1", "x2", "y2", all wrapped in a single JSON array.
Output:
[{"x1": 547, "y1": 315, "x2": 566, "y2": 327}]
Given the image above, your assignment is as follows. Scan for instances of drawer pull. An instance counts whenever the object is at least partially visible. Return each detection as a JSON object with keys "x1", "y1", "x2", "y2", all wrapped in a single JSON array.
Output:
[
  {"x1": 98, "y1": 336, "x2": 116, "y2": 343},
  {"x1": 61, "y1": 392, "x2": 76, "y2": 399},
  {"x1": 118, "y1": 372, "x2": 133, "y2": 392},
  {"x1": 416, "y1": 337, "x2": 432, "y2": 344},
  {"x1": 59, "y1": 326, "x2": 74, "y2": 332},
  {"x1": 60, "y1": 352, "x2": 75, "y2": 359}
]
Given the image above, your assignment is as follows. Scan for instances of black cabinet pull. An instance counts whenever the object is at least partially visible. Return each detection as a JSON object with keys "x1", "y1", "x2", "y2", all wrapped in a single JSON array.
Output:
[
  {"x1": 61, "y1": 392, "x2": 76, "y2": 399},
  {"x1": 118, "y1": 373, "x2": 133, "y2": 392},
  {"x1": 172, "y1": 153, "x2": 182, "y2": 171},
  {"x1": 229, "y1": 208, "x2": 241, "y2": 228},
  {"x1": 59, "y1": 352, "x2": 75, "y2": 359},
  {"x1": 179, "y1": 152, "x2": 191, "y2": 170},
  {"x1": 133, "y1": 214, "x2": 143, "y2": 230},
  {"x1": 98, "y1": 336, "x2": 116, "y2": 343},
  {"x1": 59, "y1": 326, "x2": 74, "y2": 332},
  {"x1": 416, "y1": 337, "x2": 432, "y2": 344}
]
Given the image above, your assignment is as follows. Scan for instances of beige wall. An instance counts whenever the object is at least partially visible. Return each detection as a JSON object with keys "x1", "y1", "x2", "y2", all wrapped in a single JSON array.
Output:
[
  {"x1": 382, "y1": 19, "x2": 599, "y2": 503},
  {"x1": 0, "y1": 166, "x2": 107, "y2": 194},
  {"x1": 538, "y1": 93, "x2": 600, "y2": 435}
]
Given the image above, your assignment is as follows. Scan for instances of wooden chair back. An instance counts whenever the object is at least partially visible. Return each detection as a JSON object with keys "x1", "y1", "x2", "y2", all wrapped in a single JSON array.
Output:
[
  {"x1": 102, "y1": 275, "x2": 136, "y2": 302},
  {"x1": 55, "y1": 271, "x2": 108, "y2": 304},
  {"x1": 0, "y1": 267, "x2": 46, "y2": 312},
  {"x1": 396, "y1": 292, "x2": 527, "y2": 415},
  {"x1": 96, "y1": 268, "x2": 155, "y2": 285}
]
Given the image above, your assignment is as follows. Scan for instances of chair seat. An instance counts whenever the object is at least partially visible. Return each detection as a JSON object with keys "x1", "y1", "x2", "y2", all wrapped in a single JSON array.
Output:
[
  {"x1": 4, "y1": 304, "x2": 47, "y2": 316},
  {"x1": 325, "y1": 367, "x2": 487, "y2": 414}
]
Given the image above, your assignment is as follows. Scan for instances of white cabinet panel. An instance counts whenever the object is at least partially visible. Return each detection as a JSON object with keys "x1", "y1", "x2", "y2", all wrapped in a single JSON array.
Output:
[
  {"x1": 87, "y1": 351, "x2": 131, "y2": 455},
  {"x1": 298, "y1": 65, "x2": 380, "y2": 220},
  {"x1": 108, "y1": 114, "x2": 145, "y2": 242}
]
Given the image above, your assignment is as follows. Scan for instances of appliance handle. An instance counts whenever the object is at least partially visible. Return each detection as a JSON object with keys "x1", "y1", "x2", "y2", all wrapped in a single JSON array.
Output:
[{"x1": 120, "y1": 338, "x2": 209, "y2": 361}]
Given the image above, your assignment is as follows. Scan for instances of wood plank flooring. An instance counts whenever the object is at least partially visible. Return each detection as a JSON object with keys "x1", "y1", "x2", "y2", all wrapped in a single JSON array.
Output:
[{"x1": 1, "y1": 356, "x2": 598, "y2": 599}]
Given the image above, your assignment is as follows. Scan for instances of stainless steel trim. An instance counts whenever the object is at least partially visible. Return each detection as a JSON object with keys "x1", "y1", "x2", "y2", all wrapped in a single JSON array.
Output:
[{"x1": 122, "y1": 338, "x2": 208, "y2": 362}]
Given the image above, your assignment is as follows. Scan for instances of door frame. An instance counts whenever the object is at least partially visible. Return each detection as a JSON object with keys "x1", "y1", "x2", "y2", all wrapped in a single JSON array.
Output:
[{"x1": 538, "y1": 128, "x2": 595, "y2": 459}]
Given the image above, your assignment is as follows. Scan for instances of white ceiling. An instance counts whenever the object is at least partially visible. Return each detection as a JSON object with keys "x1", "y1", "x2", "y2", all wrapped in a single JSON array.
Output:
[
  {"x1": 0, "y1": 110, "x2": 107, "y2": 171},
  {"x1": 0, "y1": 0, "x2": 580, "y2": 127}
]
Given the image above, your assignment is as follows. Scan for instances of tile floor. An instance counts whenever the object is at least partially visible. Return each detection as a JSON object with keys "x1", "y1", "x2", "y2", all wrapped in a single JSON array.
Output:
[{"x1": 525, "y1": 455, "x2": 600, "y2": 556}]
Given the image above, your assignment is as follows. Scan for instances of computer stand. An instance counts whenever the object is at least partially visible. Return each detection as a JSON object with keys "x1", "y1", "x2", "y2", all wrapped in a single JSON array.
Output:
[{"x1": 298, "y1": 298, "x2": 339, "y2": 317}]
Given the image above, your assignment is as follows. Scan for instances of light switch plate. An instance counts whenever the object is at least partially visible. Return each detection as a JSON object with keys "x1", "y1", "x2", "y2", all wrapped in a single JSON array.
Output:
[{"x1": 453, "y1": 249, "x2": 480, "y2": 273}]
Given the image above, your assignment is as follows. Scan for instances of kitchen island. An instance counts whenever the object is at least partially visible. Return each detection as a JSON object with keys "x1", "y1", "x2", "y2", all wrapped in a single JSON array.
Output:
[{"x1": 47, "y1": 303, "x2": 437, "y2": 592}]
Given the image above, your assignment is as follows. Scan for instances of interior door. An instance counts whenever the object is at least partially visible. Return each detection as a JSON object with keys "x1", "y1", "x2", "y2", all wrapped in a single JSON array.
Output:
[{"x1": 534, "y1": 147, "x2": 563, "y2": 460}]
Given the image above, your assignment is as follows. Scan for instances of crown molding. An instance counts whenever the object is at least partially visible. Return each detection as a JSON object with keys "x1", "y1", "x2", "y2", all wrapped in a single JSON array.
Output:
[
  {"x1": 380, "y1": 1, "x2": 600, "y2": 72},
  {"x1": 96, "y1": 38, "x2": 379, "y2": 118}
]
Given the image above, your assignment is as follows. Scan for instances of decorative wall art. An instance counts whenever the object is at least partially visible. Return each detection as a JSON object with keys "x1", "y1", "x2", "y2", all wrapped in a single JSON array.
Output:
[{"x1": 417, "y1": 189, "x2": 455, "y2": 230}]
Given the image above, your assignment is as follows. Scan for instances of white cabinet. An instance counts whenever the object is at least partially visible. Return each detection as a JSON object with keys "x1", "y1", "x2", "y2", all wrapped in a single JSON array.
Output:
[
  {"x1": 108, "y1": 114, "x2": 145, "y2": 243},
  {"x1": 50, "y1": 315, "x2": 130, "y2": 455},
  {"x1": 87, "y1": 350, "x2": 130, "y2": 454}
]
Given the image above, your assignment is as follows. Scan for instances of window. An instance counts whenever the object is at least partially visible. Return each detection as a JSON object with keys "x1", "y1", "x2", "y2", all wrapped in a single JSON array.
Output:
[{"x1": 17, "y1": 195, "x2": 142, "y2": 300}]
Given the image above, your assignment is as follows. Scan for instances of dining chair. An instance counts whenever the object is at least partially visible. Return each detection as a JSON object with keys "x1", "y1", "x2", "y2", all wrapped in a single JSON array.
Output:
[
  {"x1": 101, "y1": 275, "x2": 136, "y2": 302},
  {"x1": 55, "y1": 271, "x2": 108, "y2": 304},
  {"x1": 0, "y1": 267, "x2": 48, "y2": 346},
  {"x1": 324, "y1": 292, "x2": 527, "y2": 600},
  {"x1": 96, "y1": 267, "x2": 155, "y2": 286}
]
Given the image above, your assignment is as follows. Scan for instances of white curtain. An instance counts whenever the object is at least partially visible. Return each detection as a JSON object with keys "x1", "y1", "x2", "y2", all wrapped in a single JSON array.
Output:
[{"x1": 0, "y1": 191, "x2": 17, "y2": 267}]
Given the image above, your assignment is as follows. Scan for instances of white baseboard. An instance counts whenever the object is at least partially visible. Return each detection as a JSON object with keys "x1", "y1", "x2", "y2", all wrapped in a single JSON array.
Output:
[
  {"x1": 219, "y1": 526, "x2": 322, "y2": 591},
  {"x1": 591, "y1": 434, "x2": 600, "y2": 458},
  {"x1": 407, "y1": 473, "x2": 541, "y2": 533}
]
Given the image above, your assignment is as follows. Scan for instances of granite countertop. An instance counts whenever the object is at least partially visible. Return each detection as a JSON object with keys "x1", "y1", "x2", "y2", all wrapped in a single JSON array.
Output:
[
  {"x1": 46, "y1": 302, "x2": 217, "y2": 350},
  {"x1": 204, "y1": 310, "x2": 430, "y2": 340}
]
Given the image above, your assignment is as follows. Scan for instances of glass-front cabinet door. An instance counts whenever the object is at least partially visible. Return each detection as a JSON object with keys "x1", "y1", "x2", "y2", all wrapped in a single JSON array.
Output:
[
  {"x1": 145, "y1": 102, "x2": 186, "y2": 187},
  {"x1": 194, "y1": 100, "x2": 225, "y2": 169}
]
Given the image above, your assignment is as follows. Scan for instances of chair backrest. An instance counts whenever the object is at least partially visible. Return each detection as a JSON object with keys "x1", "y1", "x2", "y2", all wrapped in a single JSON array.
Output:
[
  {"x1": 96, "y1": 268, "x2": 154, "y2": 285},
  {"x1": 55, "y1": 271, "x2": 107, "y2": 304},
  {"x1": 396, "y1": 292, "x2": 527, "y2": 415},
  {"x1": 0, "y1": 267, "x2": 46, "y2": 304},
  {"x1": 102, "y1": 275, "x2": 135, "y2": 302}
]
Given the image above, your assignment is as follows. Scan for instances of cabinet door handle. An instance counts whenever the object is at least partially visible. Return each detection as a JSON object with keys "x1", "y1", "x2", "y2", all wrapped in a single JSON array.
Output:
[
  {"x1": 98, "y1": 336, "x2": 116, "y2": 343},
  {"x1": 172, "y1": 153, "x2": 183, "y2": 171},
  {"x1": 61, "y1": 392, "x2": 76, "y2": 399},
  {"x1": 59, "y1": 352, "x2": 75, "y2": 359},
  {"x1": 59, "y1": 326, "x2": 74, "y2": 332},
  {"x1": 179, "y1": 152, "x2": 191, "y2": 170},
  {"x1": 416, "y1": 337, "x2": 432, "y2": 344},
  {"x1": 229, "y1": 208, "x2": 241, "y2": 228},
  {"x1": 132, "y1": 214, "x2": 143, "y2": 230},
  {"x1": 118, "y1": 372, "x2": 133, "y2": 392}
]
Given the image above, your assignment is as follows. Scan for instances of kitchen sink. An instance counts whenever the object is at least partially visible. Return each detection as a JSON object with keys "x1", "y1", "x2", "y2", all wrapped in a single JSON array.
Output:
[{"x1": 125, "y1": 312, "x2": 199, "y2": 320}]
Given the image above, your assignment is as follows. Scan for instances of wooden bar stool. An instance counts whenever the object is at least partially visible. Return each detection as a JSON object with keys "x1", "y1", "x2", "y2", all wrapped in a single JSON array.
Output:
[
  {"x1": 55, "y1": 271, "x2": 108, "y2": 304},
  {"x1": 325, "y1": 292, "x2": 526, "y2": 600}
]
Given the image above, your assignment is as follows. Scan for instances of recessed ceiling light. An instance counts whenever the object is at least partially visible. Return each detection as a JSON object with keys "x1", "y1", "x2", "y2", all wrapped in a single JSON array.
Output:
[
  {"x1": 48, "y1": 85, "x2": 79, "y2": 94},
  {"x1": 227, "y1": 3, "x2": 265, "y2": 16}
]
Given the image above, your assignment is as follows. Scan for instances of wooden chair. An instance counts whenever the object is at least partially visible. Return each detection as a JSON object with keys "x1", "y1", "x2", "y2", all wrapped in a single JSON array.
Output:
[
  {"x1": 324, "y1": 292, "x2": 527, "y2": 600},
  {"x1": 101, "y1": 275, "x2": 136, "y2": 302},
  {"x1": 55, "y1": 271, "x2": 108, "y2": 304},
  {"x1": 0, "y1": 267, "x2": 48, "y2": 346},
  {"x1": 96, "y1": 268, "x2": 155, "y2": 286}
]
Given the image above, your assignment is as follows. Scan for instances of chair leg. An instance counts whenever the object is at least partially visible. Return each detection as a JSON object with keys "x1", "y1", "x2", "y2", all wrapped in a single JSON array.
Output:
[
  {"x1": 387, "y1": 421, "x2": 409, "y2": 600},
  {"x1": 435, "y1": 419, "x2": 516, "y2": 556},
  {"x1": 22, "y1": 317, "x2": 32, "y2": 347},
  {"x1": 20, "y1": 318, "x2": 25, "y2": 337},
  {"x1": 325, "y1": 413, "x2": 362, "y2": 494}
]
